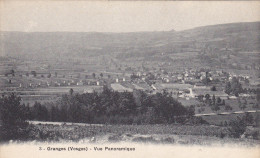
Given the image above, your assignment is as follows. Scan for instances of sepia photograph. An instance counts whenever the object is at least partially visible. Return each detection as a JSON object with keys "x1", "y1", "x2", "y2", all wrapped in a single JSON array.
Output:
[{"x1": 0, "y1": 1, "x2": 259, "y2": 158}]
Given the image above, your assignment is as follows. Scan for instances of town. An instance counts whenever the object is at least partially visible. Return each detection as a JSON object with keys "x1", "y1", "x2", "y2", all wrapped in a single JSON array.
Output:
[{"x1": 0, "y1": 49, "x2": 259, "y2": 125}]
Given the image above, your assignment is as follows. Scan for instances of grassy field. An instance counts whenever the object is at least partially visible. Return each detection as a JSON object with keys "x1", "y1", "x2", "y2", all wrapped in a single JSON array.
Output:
[
  {"x1": 201, "y1": 112, "x2": 260, "y2": 125},
  {"x1": 195, "y1": 97, "x2": 259, "y2": 114}
]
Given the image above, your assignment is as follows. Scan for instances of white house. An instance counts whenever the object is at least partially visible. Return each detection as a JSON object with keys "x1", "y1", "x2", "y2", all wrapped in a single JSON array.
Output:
[{"x1": 77, "y1": 81, "x2": 83, "y2": 86}]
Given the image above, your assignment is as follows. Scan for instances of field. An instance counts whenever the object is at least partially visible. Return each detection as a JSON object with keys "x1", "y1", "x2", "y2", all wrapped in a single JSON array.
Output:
[
  {"x1": 18, "y1": 122, "x2": 260, "y2": 146},
  {"x1": 178, "y1": 98, "x2": 201, "y2": 107},
  {"x1": 201, "y1": 112, "x2": 259, "y2": 124},
  {"x1": 195, "y1": 102, "x2": 258, "y2": 115},
  {"x1": 0, "y1": 85, "x2": 103, "y2": 105}
]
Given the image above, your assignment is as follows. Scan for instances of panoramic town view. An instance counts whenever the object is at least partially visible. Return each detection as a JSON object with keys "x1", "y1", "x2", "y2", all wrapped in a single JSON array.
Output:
[{"x1": 0, "y1": 2, "x2": 259, "y2": 153}]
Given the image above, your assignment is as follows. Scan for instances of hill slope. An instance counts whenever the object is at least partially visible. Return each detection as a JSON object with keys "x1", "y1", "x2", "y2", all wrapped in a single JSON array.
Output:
[{"x1": 0, "y1": 22, "x2": 259, "y2": 69}]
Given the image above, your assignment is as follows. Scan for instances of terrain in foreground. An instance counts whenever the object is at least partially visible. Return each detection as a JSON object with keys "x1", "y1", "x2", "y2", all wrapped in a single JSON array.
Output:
[{"x1": 4, "y1": 122, "x2": 259, "y2": 146}]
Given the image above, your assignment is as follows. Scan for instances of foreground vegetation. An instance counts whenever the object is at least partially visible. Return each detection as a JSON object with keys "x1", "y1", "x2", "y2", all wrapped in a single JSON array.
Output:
[
  {"x1": 1, "y1": 123, "x2": 259, "y2": 146},
  {"x1": 16, "y1": 86, "x2": 194, "y2": 125},
  {"x1": 0, "y1": 90, "x2": 259, "y2": 142}
]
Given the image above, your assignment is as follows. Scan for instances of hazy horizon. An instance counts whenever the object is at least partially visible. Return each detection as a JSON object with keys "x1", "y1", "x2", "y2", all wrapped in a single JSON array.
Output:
[
  {"x1": 1, "y1": 1, "x2": 260, "y2": 33},
  {"x1": 1, "y1": 21, "x2": 260, "y2": 34}
]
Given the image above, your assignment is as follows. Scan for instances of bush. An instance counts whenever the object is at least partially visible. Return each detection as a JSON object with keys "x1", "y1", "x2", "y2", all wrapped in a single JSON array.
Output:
[
  {"x1": 108, "y1": 134, "x2": 123, "y2": 142},
  {"x1": 252, "y1": 131, "x2": 259, "y2": 140},
  {"x1": 132, "y1": 136, "x2": 157, "y2": 143},
  {"x1": 211, "y1": 86, "x2": 217, "y2": 91},
  {"x1": 242, "y1": 113, "x2": 254, "y2": 125},
  {"x1": 185, "y1": 116, "x2": 209, "y2": 125},
  {"x1": 225, "y1": 105, "x2": 233, "y2": 111},
  {"x1": 218, "y1": 132, "x2": 226, "y2": 139},
  {"x1": 160, "y1": 137, "x2": 175, "y2": 144},
  {"x1": 228, "y1": 117, "x2": 246, "y2": 138}
]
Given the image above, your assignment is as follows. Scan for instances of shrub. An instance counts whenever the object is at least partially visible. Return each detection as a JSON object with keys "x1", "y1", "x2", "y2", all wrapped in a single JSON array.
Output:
[
  {"x1": 211, "y1": 86, "x2": 217, "y2": 91},
  {"x1": 242, "y1": 113, "x2": 254, "y2": 125},
  {"x1": 225, "y1": 105, "x2": 233, "y2": 111},
  {"x1": 160, "y1": 137, "x2": 175, "y2": 144},
  {"x1": 132, "y1": 136, "x2": 157, "y2": 143},
  {"x1": 185, "y1": 116, "x2": 209, "y2": 125},
  {"x1": 228, "y1": 117, "x2": 246, "y2": 138},
  {"x1": 218, "y1": 132, "x2": 226, "y2": 139},
  {"x1": 108, "y1": 134, "x2": 122, "y2": 142},
  {"x1": 252, "y1": 131, "x2": 259, "y2": 140}
]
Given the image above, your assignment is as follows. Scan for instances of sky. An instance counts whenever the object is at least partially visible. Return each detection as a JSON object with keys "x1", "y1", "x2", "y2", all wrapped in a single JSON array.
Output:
[{"x1": 1, "y1": 1, "x2": 260, "y2": 32}]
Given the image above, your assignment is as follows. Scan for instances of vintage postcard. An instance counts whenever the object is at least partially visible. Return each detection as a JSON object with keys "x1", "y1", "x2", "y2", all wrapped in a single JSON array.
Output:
[{"x1": 0, "y1": 1, "x2": 259, "y2": 158}]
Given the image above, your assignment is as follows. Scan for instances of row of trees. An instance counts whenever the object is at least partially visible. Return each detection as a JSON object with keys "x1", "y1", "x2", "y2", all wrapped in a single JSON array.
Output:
[
  {"x1": 197, "y1": 94, "x2": 228, "y2": 112},
  {"x1": 25, "y1": 87, "x2": 192, "y2": 124},
  {"x1": 0, "y1": 86, "x2": 194, "y2": 127},
  {"x1": 6, "y1": 70, "x2": 60, "y2": 78},
  {"x1": 197, "y1": 94, "x2": 225, "y2": 105}
]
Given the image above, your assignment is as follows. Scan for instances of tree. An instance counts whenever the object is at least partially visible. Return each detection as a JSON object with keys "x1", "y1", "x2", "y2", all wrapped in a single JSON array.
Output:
[
  {"x1": 150, "y1": 92, "x2": 187, "y2": 124},
  {"x1": 205, "y1": 94, "x2": 211, "y2": 105},
  {"x1": 197, "y1": 95, "x2": 204, "y2": 102},
  {"x1": 243, "y1": 99, "x2": 247, "y2": 107},
  {"x1": 31, "y1": 102, "x2": 49, "y2": 121},
  {"x1": 69, "y1": 88, "x2": 74, "y2": 96},
  {"x1": 238, "y1": 98, "x2": 246, "y2": 110},
  {"x1": 244, "y1": 78, "x2": 249, "y2": 85},
  {"x1": 230, "y1": 77, "x2": 243, "y2": 96},
  {"x1": 225, "y1": 104, "x2": 232, "y2": 111},
  {"x1": 257, "y1": 91, "x2": 260, "y2": 104},
  {"x1": 50, "y1": 106, "x2": 59, "y2": 121},
  {"x1": 225, "y1": 82, "x2": 232, "y2": 95},
  {"x1": 205, "y1": 94, "x2": 210, "y2": 101},
  {"x1": 133, "y1": 90, "x2": 148, "y2": 115},
  {"x1": 0, "y1": 94, "x2": 29, "y2": 141},
  {"x1": 187, "y1": 105, "x2": 195, "y2": 118},
  {"x1": 11, "y1": 69, "x2": 15, "y2": 76},
  {"x1": 222, "y1": 99, "x2": 225, "y2": 105},
  {"x1": 211, "y1": 86, "x2": 217, "y2": 91},
  {"x1": 212, "y1": 95, "x2": 216, "y2": 106},
  {"x1": 8, "y1": 86, "x2": 191, "y2": 125},
  {"x1": 216, "y1": 97, "x2": 222, "y2": 105}
]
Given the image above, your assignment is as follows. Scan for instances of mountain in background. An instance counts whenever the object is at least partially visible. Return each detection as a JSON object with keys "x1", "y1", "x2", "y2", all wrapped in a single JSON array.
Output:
[{"x1": 0, "y1": 22, "x2": 259, "y2": 69}]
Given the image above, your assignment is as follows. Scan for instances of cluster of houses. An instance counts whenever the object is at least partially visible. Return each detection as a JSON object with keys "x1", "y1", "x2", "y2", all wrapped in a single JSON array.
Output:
[
  {"x1": 105, "y1": 68, "x2": 258, "y2": 101},
  {"x1": 5, "y1": 64, "x2": 258, "y2": 104}
]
